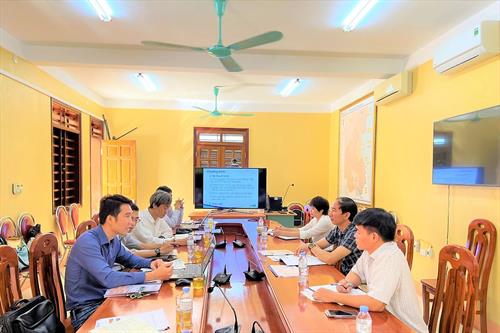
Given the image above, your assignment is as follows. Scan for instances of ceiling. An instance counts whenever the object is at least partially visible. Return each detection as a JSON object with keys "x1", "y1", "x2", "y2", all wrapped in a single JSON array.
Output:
[{"x1": 0, "y1": 0, "x2": 494, "y2": 112}]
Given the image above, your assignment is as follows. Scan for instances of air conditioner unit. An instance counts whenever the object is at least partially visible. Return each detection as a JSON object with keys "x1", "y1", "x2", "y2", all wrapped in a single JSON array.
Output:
[
  {"x1": 433, "y1": 21, "x2": 500, "y2": 74},
  {"x1": 374, "y1": 71, "x2": 413, "y2": 105}
]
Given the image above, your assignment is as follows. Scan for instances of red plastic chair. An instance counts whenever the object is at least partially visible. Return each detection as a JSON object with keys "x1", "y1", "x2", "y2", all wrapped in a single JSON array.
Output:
[
  {"x1": 55, "y1": 206, "x2": 74, "y2": 265},
  {"x1": 0, "y1": 217, "x2": 17, "y2": 240},
  {"x1": 17, "y1": 213, "x2": 35, "y2": 244},
  {"x1": 68, "y1": 203, "x2": 80, "y2": 236}
]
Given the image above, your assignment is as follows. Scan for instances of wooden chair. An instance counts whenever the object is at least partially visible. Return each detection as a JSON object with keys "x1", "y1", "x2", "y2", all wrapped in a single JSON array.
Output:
[
  {"x1": 0, "y1": 217, "x2": 17, "y2": 240},
  {"x1": 75, "y1": 220, "x2": 98, "y2": 239},
  {"x1": 91, "y1": 213, "x2": 100, "y2": 224},
  {"x1": 428, "y1": 244, "x2": 479, "y2": 333},
  {"x1": 68, "y1": 203, "x2": 80, "y2": 236},
  {"x1": 29, "y1": 233, "x2": 71, "y2": 329},
  {"x1": 395, "y1": 224, "x2": 414, "y2": 269},
  {"x1": 55, "y1": 206, "x2": 75, "y2": 265},
  {"x1": 422, "y1": 219, "x2": 496, "y2": 332},
  {"x1": 0, "y1": 245, "x2": 22, "y2": 314}
]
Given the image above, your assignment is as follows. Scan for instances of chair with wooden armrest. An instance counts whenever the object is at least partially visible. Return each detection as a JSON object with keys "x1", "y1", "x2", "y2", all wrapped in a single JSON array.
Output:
[
  {"x1": 395, "y1": 224, "x2": 414, "y2": 269},
  {"x1": 422, "y1": 218, "x2": 496, "y2": 332},
  {"x1": 29, "y1": 233, "x2": 73, "y2": 331},
  {"x1": 0, "y1": 245, "x2": 22, "y2": 314},
  {"x1": 75, "y1": 220, "x2": 98, "y2": 239},
  {"x1": 428, "y1": 244, "x2": 479, "y2": 333}
]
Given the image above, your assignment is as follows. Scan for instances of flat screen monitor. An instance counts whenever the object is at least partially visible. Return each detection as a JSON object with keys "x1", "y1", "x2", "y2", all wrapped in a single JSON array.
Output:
[
  {"x1": 194, "y1": 168, "x2": 267, "y2": 209},
  {"x1": 432, "y1": 105, "x2": 500, "y2": 186}
]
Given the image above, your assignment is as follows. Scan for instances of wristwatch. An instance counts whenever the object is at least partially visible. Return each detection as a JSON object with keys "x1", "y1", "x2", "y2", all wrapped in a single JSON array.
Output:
[
  {"x1": 308, "y1": 243, "x2": 316, "y2": 250},
  {"x1": 154, "y1": 248, "x2": 161, "y2": 257}
]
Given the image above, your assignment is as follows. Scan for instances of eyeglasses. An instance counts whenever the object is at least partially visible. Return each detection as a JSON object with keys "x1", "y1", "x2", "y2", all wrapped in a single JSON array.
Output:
[{"x1": 129, "y1": 287, "x2": 147, "y2": 299}]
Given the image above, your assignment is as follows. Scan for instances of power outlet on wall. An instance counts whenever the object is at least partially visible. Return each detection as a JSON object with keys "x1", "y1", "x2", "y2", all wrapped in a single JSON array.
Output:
[
  {"x1": 414, "y1": 240, "x2": 421, "y2": 252},
  {"x1": 12, "y1": 183, "x2": 23, "y2": 195}
]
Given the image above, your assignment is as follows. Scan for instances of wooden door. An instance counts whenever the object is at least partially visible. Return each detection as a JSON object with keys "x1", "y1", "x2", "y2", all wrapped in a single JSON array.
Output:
[{"x1": 102, "y1": 140, "x2": 137, "y2": 201}]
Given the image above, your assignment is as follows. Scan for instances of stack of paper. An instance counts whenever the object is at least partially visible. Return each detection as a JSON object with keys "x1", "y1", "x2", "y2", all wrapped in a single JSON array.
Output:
[
  {"x1": 104, "y1": 282, "x2": 162, "y2": 298},
  {"x1": 277, "y1": 235, "x2": 300, "y2": 240},
  {"x1": 269, "y1": 265, "x2": 300, "y2": 277},
  {"x1": 301, "y1": 283, "x2": 366, "y2": 302},
  {"x1": 259, "y1": 249, "x2": 293, "y2": 256},
  {"x1": 279, "y1": 255, "x2": 327, "y2": 266},
  {"x1": 92, "y1": 309, "x2": 169, "y2": 332}
]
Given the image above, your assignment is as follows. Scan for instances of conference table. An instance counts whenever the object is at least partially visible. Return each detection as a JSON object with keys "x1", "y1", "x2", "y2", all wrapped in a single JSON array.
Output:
[{"x1": 78, "y1": 218, "x2": 413, "y2": 333}]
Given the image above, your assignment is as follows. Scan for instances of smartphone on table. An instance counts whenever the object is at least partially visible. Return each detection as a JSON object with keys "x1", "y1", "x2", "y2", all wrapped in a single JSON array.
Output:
[{"x1": 324, "y1": 309, "x2": 358, "y2": 318}]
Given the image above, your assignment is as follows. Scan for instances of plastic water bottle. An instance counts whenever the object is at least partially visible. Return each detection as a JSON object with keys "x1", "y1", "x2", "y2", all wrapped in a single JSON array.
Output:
[
  {"x1": 180, "y1": 287, "x2": 193, "y2": 331},
  {"x1": 298, "y1": 250, "x2": 308, "y2": 288},
  {"x1": 257, "y1": 217, "x2": 264, "y2": 234},
  {"x1": 356, "y1": 305, "x2": 372, "y2": 333},
  {"x1": 187, "y1": 232, "x2": 194, "y2": 261}
]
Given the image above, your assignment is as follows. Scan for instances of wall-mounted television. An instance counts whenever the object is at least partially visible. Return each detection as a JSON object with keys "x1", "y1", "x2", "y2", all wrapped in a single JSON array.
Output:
[
  {"x1": 432, "y1": 105, "x2": 500, "y2": 186},
  {"x1": 194, "y1": 168, "x2": 267, "y2": 209}
]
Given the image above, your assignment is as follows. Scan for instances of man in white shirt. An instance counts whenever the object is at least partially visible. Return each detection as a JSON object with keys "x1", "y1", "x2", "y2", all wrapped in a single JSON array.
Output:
[
  {"x1": 157, "y1": 186, "x2": 184, "y2": 229},
  {"x1": 313, "y1": 208, "x2": 428, "y2": 333},
  {"x1": 131, "y1": 190, "x2": 174, "y2": 244}
]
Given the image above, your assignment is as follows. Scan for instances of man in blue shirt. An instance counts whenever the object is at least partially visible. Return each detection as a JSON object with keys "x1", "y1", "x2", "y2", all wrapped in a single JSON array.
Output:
[{"x1": 65, "y1": 194, "x2": 174, "y2": 330}]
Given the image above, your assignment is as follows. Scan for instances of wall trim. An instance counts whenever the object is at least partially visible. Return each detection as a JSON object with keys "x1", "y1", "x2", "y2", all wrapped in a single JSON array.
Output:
[{"x1": 0, "y1": 69, "x2": 103, "y2": 120}]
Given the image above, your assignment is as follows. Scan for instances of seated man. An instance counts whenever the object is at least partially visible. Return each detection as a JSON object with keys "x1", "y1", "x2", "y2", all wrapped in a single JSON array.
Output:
[
  {"x1": 273, "y1": 196, "x2": 332, "y2": 243},
  {"x1": 121, "y1": 203, "x2": 175, "y2": 258},
  {"x1": 295, "y1": 197, "x2": 361, "y2": 275},
  {"x1": 65, "y1": 194, "x2": 174, "y2": 331},
  {"x1": 313, "y1": 208, "x2": 428, "y2": 333},
  {"x1": 132, "y1": 190, "x2": 175, "y2": 244},
  {"x1": 157, "y1": 185, "x2": 184, "y2": 229}
]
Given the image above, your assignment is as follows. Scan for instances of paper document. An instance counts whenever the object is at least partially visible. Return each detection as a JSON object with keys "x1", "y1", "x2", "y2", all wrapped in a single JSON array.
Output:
[
  {"x1": 301, "y1": 284, "x2": 366, "y2": 303},
  {"x1": 104, "y1": 282, "x2": 162, "y2": 298},
  {"x1": 259, "y1": 249, "x2": 294, "y2": 256},
  {"x1": 276, "y1": 235, "x2": 300, "y2": 240},
  {"x1": 174, "y1": 234, "x2": 189, "y2": 241},
  {"x1": 279, "y1": 255, "x2": 326, "y2": 266},
  {"x1": 269, "y1": 265, "x2": 300, "y2": 277},
  {"x1": 93, "y1": 309, "x2": 169, "y2": 332},
  {"x1": 171, "y1": 258, "x2": 186, "y2": 270}
]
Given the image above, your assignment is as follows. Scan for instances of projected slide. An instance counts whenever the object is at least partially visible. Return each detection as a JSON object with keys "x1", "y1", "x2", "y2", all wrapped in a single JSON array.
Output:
[{"x1": 203, "y1": 168, "x2": 259, "y2": 208}]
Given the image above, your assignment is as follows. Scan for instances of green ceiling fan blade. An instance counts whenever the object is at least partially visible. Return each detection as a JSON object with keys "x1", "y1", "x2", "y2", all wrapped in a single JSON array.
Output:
[
  {"x1": 219, "y1": 112, "x2": 254, "y2": 117},
  {"x1": 193, "y1": 106, "x2": 212, "y2": 113},
  {"x1": 142, "y1": 40, "x2": 206, "y2": 52},
  {"x1": 219, "y1": 56, "x2": 242, "y2": 72},
  {"x1": 229, "y1": 31, "x2": 284, "y2": 51}
]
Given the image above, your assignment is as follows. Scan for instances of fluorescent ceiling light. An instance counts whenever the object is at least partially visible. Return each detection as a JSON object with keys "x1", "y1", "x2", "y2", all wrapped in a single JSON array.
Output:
[
  {"x1": 280, "y1": 78, "x2": 302, "y2": 97},
  {"x1": 342, "y1": 0, "x2": 378, "y2": 32},
  {"x1": 136, "y1": 73, "x2": 156, "y2": 92},
  {"x1": 88, "y1": 0, "x2": 112, "y2": 22}
]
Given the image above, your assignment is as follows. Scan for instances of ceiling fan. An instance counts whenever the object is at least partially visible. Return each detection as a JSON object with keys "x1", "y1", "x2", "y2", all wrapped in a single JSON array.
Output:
[
  {"x1": 142, "y1": 0, "x2": 283, "y2": 72},
  {"x1": 193, "y1": 86, "x2": 254, "y2": 117}
]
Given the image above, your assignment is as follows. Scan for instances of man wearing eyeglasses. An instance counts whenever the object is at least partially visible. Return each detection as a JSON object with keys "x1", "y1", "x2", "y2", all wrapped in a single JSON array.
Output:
[{"x1": 120, "y1": 203, "x2": 174, "y2": 258}]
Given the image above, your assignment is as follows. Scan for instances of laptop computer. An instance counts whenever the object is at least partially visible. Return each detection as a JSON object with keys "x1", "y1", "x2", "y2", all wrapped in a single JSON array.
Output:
[{"x1": 170, "y1": 245, "x2": 215, "y2": 280}]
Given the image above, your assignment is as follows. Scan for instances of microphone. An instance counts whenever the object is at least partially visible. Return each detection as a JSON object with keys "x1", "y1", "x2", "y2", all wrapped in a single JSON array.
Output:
[
  {"x1": 244, "y1": 258, "x2": 265, "y2": 282},
  {"x1": 213, "y1": 264, "x2": 232, "y2": 285},
  {"x1": 282, "y1": 183, "x2": 295, "y2": 209},
  {"x1": 215, "y1": 228, "x2": 227, "y2": 249},
  {"x1": 208, "y1": 283, "x2": 240, "y2": 333},
  {"x1": 232, "y1": 233, "x2": 245, "y2": 248}
]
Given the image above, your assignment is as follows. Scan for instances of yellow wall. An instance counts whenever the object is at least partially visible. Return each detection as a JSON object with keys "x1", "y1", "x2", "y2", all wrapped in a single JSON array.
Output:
[
  {"x1": 0, "y1": 47, "x2": 103, "y2": 233},
  {"x1": 372, "y1": 56, "x2": 500, "y2": 329},
  {"x1": 103, "y1": 108, "x2": 332, "y2": 212}
]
